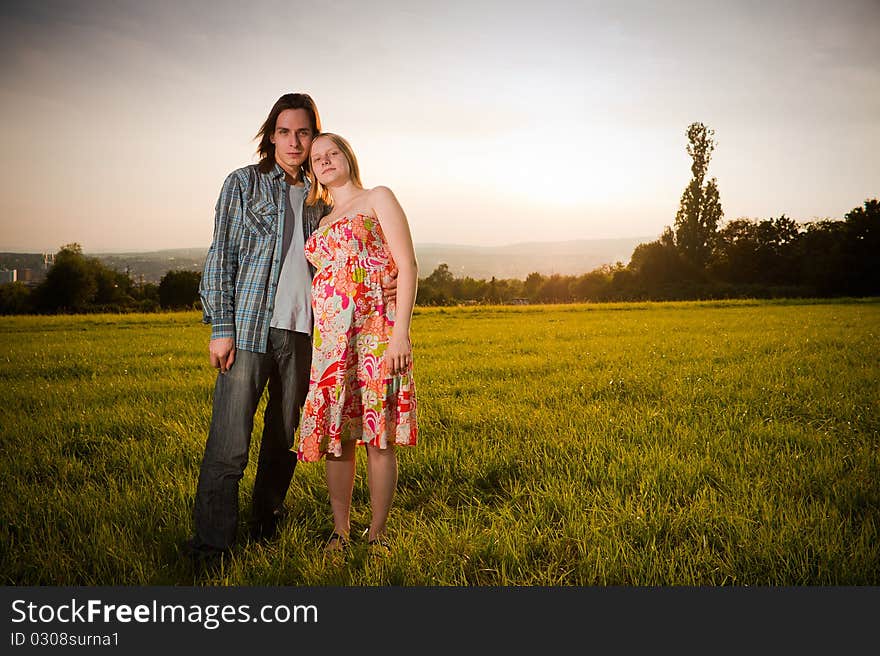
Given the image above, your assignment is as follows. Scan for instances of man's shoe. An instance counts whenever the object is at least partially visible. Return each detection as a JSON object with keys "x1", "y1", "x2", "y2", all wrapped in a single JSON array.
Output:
[
  {"x1": 181, "y1": 538, "x2": 228, "y2": 566},
  {"x1": 248, "y1": 510, "x2": 286, "y2": 543}
]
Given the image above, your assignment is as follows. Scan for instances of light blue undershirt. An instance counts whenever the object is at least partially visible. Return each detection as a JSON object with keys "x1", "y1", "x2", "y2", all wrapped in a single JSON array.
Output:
[{"x1": 269, "y1": 183, "x2": 312, "y2": 334}]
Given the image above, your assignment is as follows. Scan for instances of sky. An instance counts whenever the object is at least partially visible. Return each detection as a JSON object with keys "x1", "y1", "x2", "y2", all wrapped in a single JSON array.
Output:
[{"x1": 0, "y1": 0, "x2": 877, "y2": 253}]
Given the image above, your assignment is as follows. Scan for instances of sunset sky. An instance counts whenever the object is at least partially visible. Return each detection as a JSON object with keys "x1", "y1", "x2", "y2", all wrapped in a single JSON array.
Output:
[{"x1": 1, "y1": 0, "x2": 877, "y2": 253}]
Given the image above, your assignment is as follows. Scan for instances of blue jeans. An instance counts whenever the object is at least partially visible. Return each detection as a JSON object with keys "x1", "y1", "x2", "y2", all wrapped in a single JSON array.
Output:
[{"x1": 191, "y1": 328, "x2": 311, "y2": 551}]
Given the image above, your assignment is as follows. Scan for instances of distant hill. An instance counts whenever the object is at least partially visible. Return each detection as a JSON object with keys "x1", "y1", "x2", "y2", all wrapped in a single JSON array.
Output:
[
  {"x1": 1, "y1": 237, "x2": 652, "y2": 284},
  {"x1": 415, "y1": 237, "x2": 650, "y2": 280}
]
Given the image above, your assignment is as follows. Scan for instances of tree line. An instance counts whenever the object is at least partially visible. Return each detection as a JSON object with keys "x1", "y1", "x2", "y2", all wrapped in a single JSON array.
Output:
[
  {"x1": 415, "y1": 195, "x2": 877, "y2": 306},
  {"x1": 0, "y1": 243, "x2": 200, "y2": 315},
  {"x1": 418, "y1": 123, "x2": 877, "y2": 305},
  {"x1": 1, "y1": 122, "x2": 876, "y2": 315}
]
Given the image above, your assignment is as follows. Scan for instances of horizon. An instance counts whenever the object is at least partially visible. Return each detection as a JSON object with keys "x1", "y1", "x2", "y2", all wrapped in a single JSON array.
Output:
[
  {"x1": 2, "y1": 200, "x2": 871, "y2": 255},
  {"x1": 0, "y1": 233, "x2": 656, "y2": 256},
  {"x1": 1, "y1": 0, "x2": 878, "y2": 252}
]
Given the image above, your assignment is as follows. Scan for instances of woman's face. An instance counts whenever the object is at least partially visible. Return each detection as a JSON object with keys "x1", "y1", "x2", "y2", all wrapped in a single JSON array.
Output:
[{"x1": 310, "y1": 137, "x2": 350, "y2": 186}]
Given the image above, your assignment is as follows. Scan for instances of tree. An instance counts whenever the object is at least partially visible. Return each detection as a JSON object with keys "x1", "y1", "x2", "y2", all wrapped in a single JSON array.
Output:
[
  {"x1": 453, "y1": 276, "x2": 486, "y2": 302},
  {"x1": 629, "y1": 228, "x2": 688, "y2": 285},
  {"x1": 34, "y1": 243, "x2": 140, "y2": 313},
  {"x1": 522, "y1": 272, "x2": 544, "y2": 301},
  {"x1": 0, "y1": 282, "x2": 33, "y2": 315},
  {"x1": 572, "y1": 269, "x2": 611, "y2": 301},
  {"x1": 425, "y1": 263, "x2": 454, "y2": 287},
  {"x1": 159, "y1": 270, "x2": 202, "y2": 309},
  {"x1": 537, "y1": 274, "x2": 573, "y2": 303},
  {"x1": 417, "y1": 263, "x2": 455, "y2": 305},
  {"x1": 486, "y1": 276, "x2": 500, "y2": 303},
  {"x1": 132, "y1": 282, "x2": 161, "y2": 312},
  {"x1": 674, "y1": 122, "x2": 724, "y2": 268},
  {"x1": 713, "y1": 216, "x2": 801, "y2": 285},
  {"x1": 842, "y1": 198, "x2": 879, "y2": 295},
  {"x1": 35, "y1": 243, "x2": 97, "y2": 312},
  {"x1": 798, "y1": 219, "x2": 848, "y2": 295}
]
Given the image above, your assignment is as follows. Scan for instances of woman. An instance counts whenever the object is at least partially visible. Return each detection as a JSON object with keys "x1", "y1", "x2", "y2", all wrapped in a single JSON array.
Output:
[{"x1": 295, "y1": 133, "x2": 418, "y2": 554}]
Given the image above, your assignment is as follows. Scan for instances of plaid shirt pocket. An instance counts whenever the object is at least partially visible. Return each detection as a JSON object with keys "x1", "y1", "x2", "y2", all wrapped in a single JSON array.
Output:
[{"x1": 244, "y1": 198, "x2": 279, "y2": 236}]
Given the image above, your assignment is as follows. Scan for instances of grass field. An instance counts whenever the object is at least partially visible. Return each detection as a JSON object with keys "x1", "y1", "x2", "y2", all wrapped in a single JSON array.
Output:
[{"x1": 1, "y1": 298, "x2": 878, "y2": 585}]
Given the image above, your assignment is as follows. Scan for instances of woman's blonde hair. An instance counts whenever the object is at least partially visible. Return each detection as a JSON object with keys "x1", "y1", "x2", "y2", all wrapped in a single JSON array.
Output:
[{"x1": 306, "y1": 132, "x2": 364, "y2": 207}]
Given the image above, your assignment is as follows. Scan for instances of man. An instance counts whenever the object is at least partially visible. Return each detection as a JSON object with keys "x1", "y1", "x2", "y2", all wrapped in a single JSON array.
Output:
[{"x1": 185, "y1": 92, "x2": 394, "y2": 561}]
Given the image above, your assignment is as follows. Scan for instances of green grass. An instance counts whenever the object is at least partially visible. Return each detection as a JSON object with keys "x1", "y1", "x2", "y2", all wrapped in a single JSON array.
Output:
[{"x1": 1, "y1": 298, "x2": 878, "y2": 585}]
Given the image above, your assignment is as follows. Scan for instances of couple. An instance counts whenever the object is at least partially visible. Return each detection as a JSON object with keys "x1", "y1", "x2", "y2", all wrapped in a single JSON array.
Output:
[{"x1": 184, "y1": 92, "x2": 418, "y2": 562}]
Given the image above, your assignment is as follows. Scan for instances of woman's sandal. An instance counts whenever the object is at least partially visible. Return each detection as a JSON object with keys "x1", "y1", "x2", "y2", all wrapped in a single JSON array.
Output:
[
  {"x1": 324, "y1": 532, "x2": 350, "y2": 553},
  {"x1": 368, "y1": 537, "x2": 391, "y2": 556}
]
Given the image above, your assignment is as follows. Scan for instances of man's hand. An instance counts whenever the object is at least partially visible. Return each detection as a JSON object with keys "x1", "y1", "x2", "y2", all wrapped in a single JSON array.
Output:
[
  {"x1": 209, "y1": 337, "x2": 236, "y2": 373},
  {"x1": 381, "y1": 270, "x2": 399, "y2": 305}
]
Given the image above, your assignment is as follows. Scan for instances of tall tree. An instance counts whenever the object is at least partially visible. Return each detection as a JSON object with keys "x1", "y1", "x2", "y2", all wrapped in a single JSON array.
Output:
[{"x1": 674, "y1": 122, "x2": 723, "y2": 268}]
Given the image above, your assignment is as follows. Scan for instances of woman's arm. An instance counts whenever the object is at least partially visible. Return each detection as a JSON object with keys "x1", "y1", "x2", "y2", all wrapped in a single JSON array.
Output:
[{"x1": 371, "y1": 186, "x2": 418, "y2": 374}]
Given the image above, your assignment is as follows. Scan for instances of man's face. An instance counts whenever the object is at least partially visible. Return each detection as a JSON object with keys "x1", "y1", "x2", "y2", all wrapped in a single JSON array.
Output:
[{"x1": 270, "y1": 108, "x2": 314, "y2": 175}]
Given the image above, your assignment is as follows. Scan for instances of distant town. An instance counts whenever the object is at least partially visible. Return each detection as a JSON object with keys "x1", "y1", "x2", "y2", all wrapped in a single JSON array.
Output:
[
  {"x1": 0, "y1": 252, "x2": 57, "y2": 286},
  {"x1": 0, "y1": 248, "x2": 210, "y2": 287}
]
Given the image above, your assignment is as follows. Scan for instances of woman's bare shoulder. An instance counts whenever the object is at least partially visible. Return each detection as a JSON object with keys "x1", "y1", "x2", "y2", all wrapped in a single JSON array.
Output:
[
  {"x1": 367, "y1": 185, "x2": 395, "y2": 197},
  {"x1": 368, "y1": 185, "x2": 401, "y2": 208}
]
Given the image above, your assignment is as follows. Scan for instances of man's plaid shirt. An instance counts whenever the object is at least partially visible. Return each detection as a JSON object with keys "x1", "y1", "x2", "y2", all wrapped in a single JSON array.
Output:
[{"x1": 199, "y1": 163, "x2": 326, "y2": 353}]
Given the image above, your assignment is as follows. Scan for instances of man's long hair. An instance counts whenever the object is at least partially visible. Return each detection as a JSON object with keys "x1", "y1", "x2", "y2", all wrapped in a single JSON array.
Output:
[{"x1": 255, "y1": 93, "x2": 322, "y2": 174}]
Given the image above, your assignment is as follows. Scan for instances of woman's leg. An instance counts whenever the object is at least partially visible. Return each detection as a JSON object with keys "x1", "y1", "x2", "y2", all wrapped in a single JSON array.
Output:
[
  {"x1": 325, "y1": 439, "x2": 357, "y2": 539},
  {"x1": 365, "y1": 444, "x2": 397, "y2": 542}
]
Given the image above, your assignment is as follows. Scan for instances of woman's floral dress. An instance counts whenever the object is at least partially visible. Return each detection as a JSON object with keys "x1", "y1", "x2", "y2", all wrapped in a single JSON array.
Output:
[{"x1": 296, "y1": 212, "x2": 417, "y2": 462}]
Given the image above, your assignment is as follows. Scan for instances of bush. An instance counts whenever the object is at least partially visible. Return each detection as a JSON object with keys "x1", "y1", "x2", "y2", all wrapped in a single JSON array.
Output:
[
  {"x1": 0, "y1": 282, "x2": 34, "y2": 315},
  {"x1": 158, "y1": 270, "x2": 202, "y2": 309}
]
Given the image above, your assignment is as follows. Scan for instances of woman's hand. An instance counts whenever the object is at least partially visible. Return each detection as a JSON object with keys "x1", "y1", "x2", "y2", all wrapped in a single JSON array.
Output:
[{"x1": 385, "y1": 333, "x2": 412, "y2": 376}]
